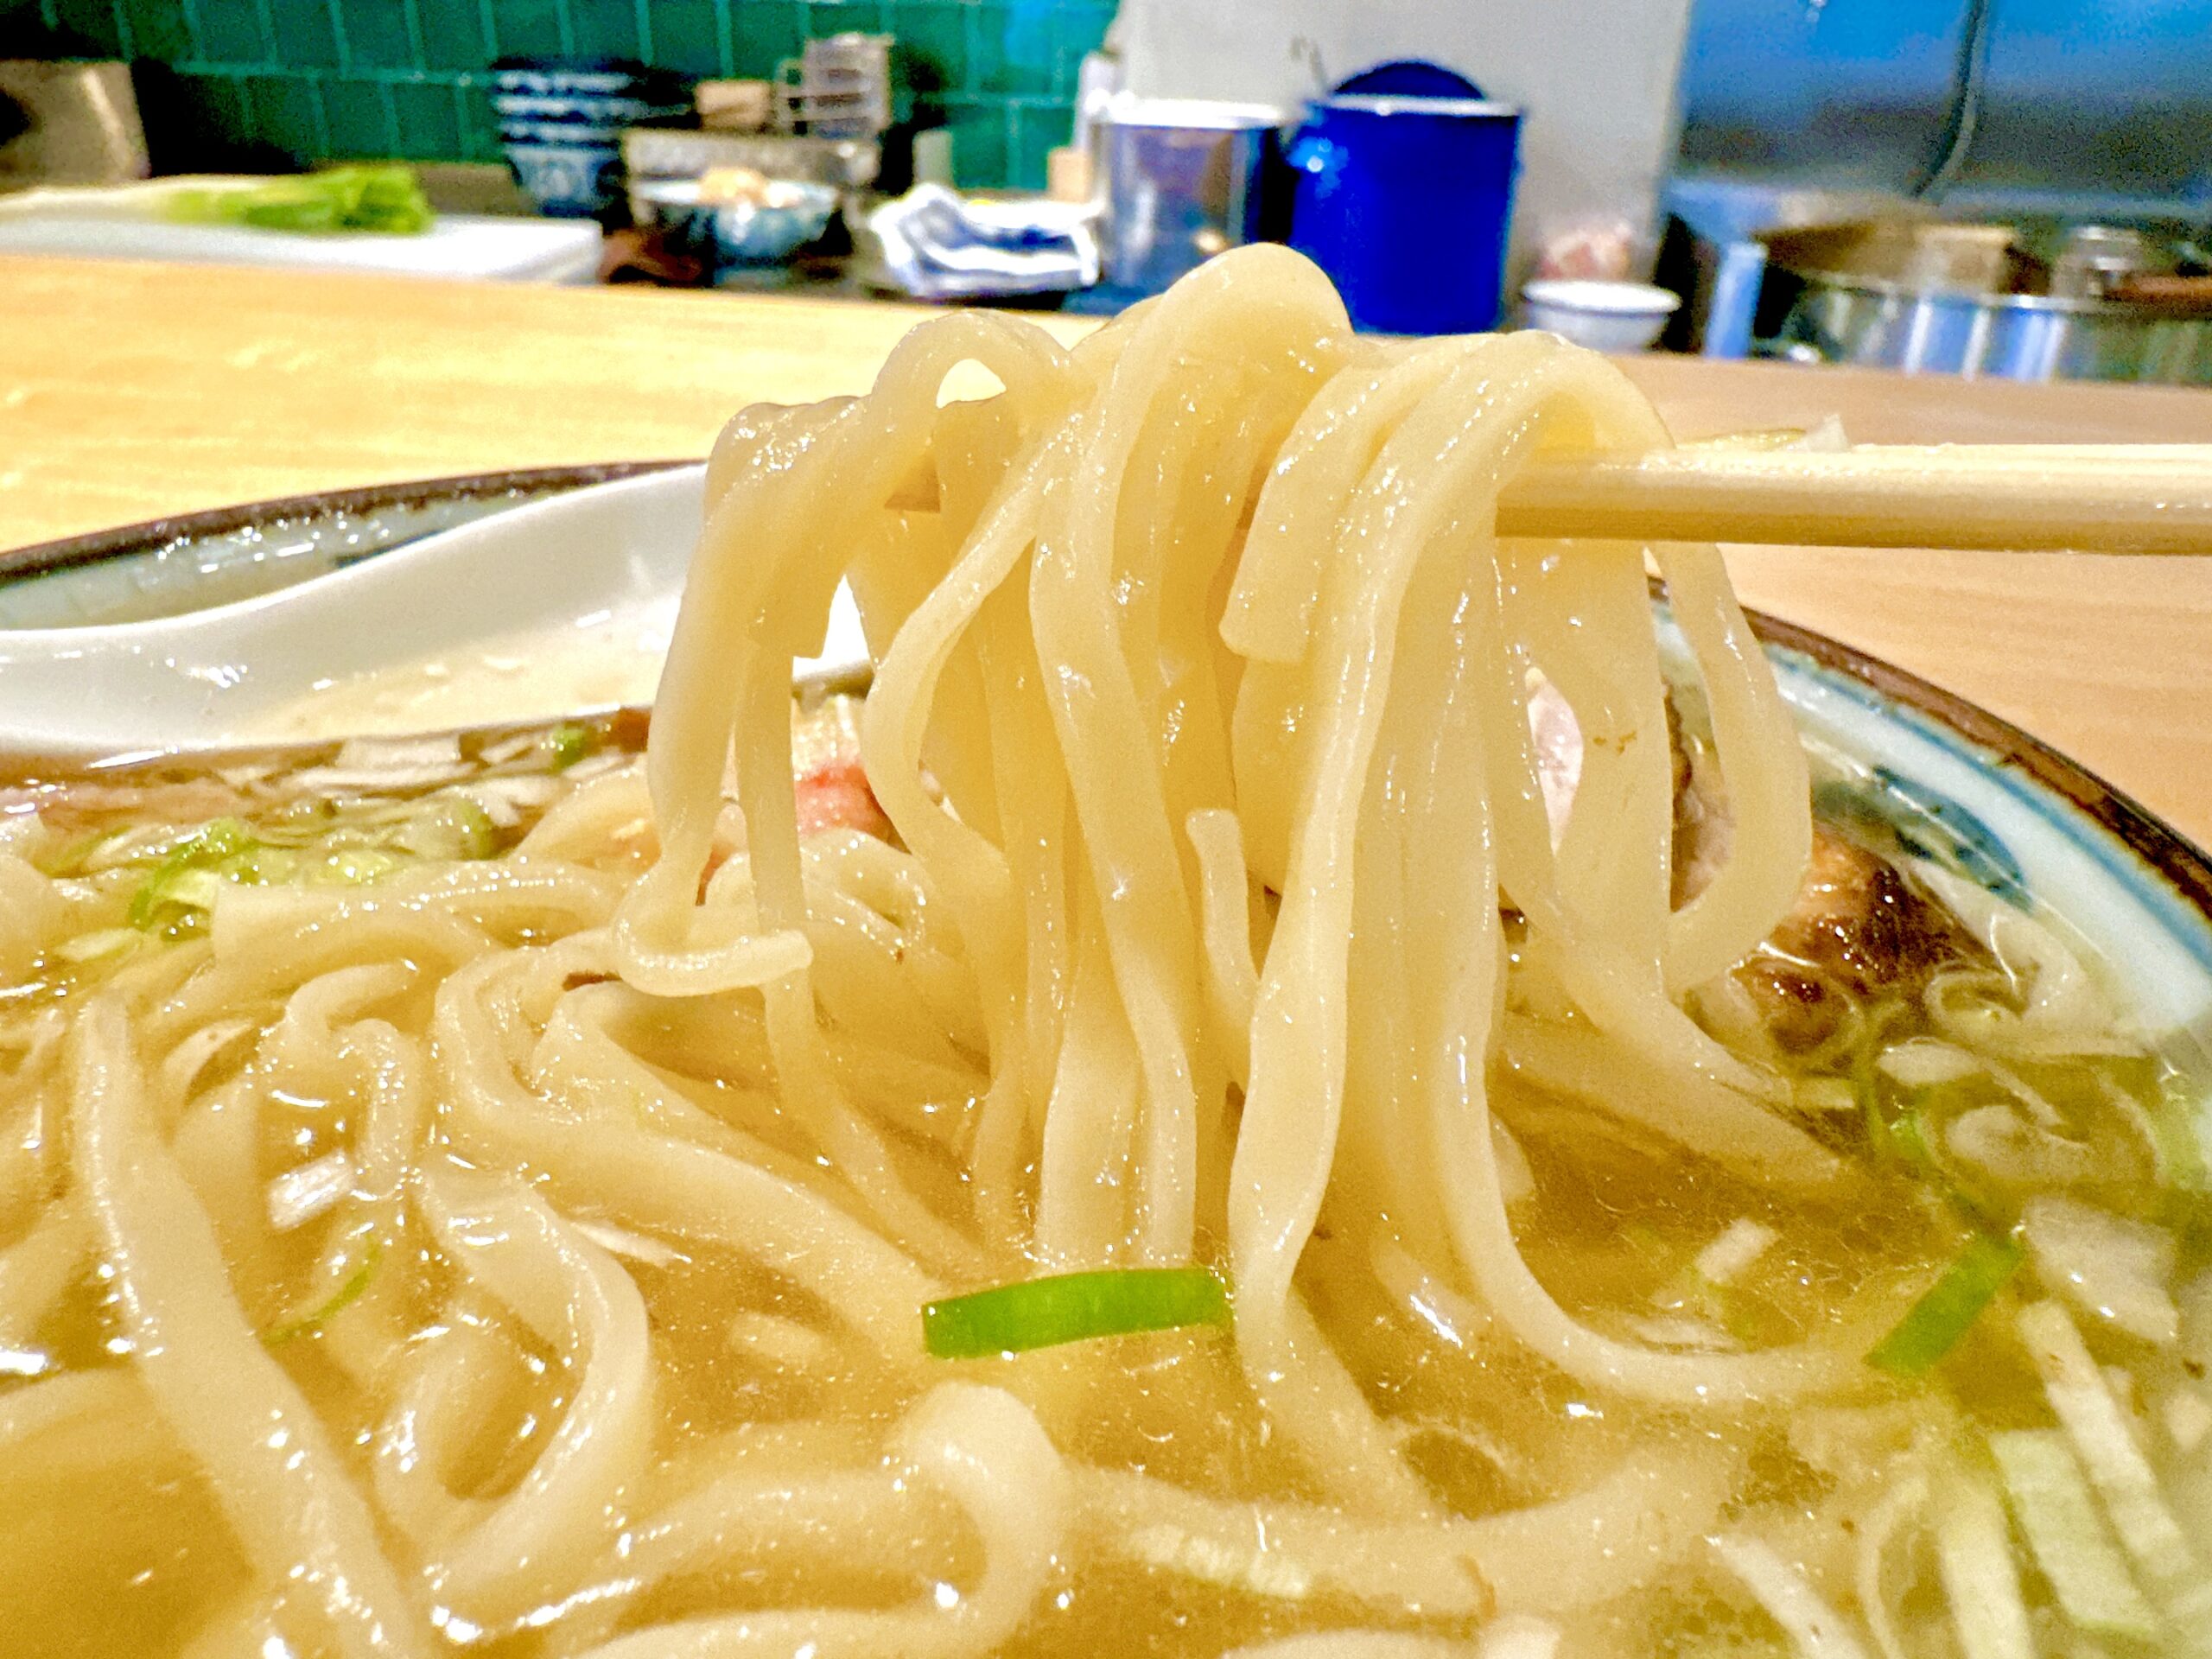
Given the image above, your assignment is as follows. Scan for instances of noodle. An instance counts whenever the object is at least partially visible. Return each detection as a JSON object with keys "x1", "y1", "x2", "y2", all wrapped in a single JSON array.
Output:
[
  {"x1": 4, "y1": 244, "x2": 2204, "y2": 1658},
  {"x1": 72, "y1": 997, "x2": 429, "y2": 1658}
]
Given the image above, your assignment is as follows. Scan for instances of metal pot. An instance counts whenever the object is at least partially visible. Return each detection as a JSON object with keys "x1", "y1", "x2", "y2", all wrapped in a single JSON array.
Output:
[
  {"x1": 1758, "y1": 219, "x2": 2212, "y2": 385},
  {"x1": 1767, "y1": 280, "x2": 2212, "y2": 384}
]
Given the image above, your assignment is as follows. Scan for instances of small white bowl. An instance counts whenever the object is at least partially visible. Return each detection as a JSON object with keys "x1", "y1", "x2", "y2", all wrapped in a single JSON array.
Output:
[{"x1": 1519, "y1": 278, "x2": 1682, "y2": 352}]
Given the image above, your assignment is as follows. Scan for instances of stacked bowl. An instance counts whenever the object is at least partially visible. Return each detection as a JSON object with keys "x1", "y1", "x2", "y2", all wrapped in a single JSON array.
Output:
[{"x1": 492, "y1": 60, "x2": 690, "y2": 219}]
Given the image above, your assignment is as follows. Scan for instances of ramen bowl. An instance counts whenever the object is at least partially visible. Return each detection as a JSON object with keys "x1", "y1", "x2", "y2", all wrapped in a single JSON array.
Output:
[
  {"x1": 5, "y1": 468, "x2": 2212, "y2": 1649},
  {"x1": 3, "y1": 465, "x2": 2207, "y2": 1028}
]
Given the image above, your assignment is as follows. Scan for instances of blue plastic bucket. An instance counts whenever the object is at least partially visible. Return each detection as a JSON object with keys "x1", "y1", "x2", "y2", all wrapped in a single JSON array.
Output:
[{"x1": 1287, "y1": 94, "x2": 1523, "y2": 335}]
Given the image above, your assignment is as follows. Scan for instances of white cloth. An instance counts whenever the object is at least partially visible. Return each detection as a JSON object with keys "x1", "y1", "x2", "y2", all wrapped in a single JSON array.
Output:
[{"x1": 868, "y1": 183, "x2": 1098, "y2": 300}]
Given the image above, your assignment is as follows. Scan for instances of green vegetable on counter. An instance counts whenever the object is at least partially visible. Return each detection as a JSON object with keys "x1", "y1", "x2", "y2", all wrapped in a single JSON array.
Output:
[
  {"x1": 1867, "y1": 1230, "x2": 2025, "y2": 1377},
  {"x1": 167, "y1": 164, "x2": 434, "y2": 236},
  {"x1": 925, "y1": 1267, "x2": 1232, "y2": 1359}
]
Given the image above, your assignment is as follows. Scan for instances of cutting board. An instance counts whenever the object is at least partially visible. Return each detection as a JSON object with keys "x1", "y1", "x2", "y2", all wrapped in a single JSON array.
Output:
[{"x1": 0, "y1": 177, "x2": 601, "y2": 283}]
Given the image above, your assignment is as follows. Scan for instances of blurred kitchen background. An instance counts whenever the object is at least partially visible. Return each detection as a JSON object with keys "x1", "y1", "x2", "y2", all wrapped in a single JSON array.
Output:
[{"x1": 3, "y1": 0, "x2": 2210, "y2": 380}]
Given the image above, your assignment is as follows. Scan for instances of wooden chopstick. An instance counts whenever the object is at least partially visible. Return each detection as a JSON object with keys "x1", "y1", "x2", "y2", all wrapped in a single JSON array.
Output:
[
  {"x1": 887, "y1": 443, "x2": 2212, "y2": 555},
  {"x1": 1498, "y1": 445, "x2": 2212, "y2": 555}
]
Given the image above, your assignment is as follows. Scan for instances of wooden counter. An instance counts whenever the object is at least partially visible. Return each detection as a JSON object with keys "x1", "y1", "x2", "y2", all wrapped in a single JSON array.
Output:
[{"x1": 6, "y1": 252, "x2": 2212, "y2": 846}]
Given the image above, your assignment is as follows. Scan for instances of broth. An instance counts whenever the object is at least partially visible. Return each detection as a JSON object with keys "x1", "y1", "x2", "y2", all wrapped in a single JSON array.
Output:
[{"x1": 2, "y1": 705, "x2": 2207, "y2": 1657}]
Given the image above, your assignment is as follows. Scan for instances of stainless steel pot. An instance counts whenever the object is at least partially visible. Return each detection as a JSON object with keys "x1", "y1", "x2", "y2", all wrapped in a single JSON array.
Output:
[
  {"x1": 1757, "y1": 219, "x2": 2212, "y2": 385},
  {"x1": 1770, "y1": 278, "x2": 2212, "y2": 383}
]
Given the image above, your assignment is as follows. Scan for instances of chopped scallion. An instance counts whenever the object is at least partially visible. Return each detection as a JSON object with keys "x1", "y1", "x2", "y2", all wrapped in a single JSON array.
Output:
[
  {"x1": 1855, "y1": 1035, "x2": 1942, "y2": 1178},
  {"x1": 1889, "y1": 1108, "x2": 1937, "y2": 1173},
  {"x1": 547, "y1": 723, "x2": 597, "y2": 770},
  {"x1": 34, "y1": 829, "x2": 121, "y2": 879},
  {"x1": 55, "y1": 926, "x2": 141, "y2": 964},
  {"x1": 127, "y1": 818, "x2": 259, "y2": 931},
  {"x1": 389, "y1": 793, "x2": 497, "y2": 861},
  {"x1": 1989, "y1": 1428, "x2": 2161, "y2": 1639},
  {"x1": 262, "y1": 1238, "x2": 382, "y2": 1347},
  {"x1": 1868, "y1": 1230, "x2": 2024, "y2": 1377},
  {"x1": 319, "y1": 847, "x2": 405, "y2": 886},
  {"x1": 924, "y1": 1266, "x2": 1230, "y2": 1359}
]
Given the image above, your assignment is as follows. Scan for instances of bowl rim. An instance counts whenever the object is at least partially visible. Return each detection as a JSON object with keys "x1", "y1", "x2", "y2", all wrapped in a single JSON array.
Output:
[
  {"x1": 630, "y1": 177, "x2": 842, "y2": 207},
  {"x1": 1315, "y1": 93, "x2": 1523, "y2": 119},
  {"x1": 1522, "y1": 279, "x2": 1683, "y2": 316},
  {"x1": 505, "y1": 141, "x2": 625, "y2": 160},
  {"x1": 1745, "y1": 598, "x2": 2212, "y2": 924},
  {"x1": 1778, "y1": 267, "x2": 2212, "y2": 320},
  {"x1": 0, "y1": 461, "x2": 684, "y2": 589},
  {"x1": 3, "y1": 462, "x2": 2205, "y2": 923}
]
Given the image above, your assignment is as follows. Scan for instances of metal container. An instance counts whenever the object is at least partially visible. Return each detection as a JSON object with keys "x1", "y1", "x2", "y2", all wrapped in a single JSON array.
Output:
[
  {"x1": 0, "y1": 60, "x2": 148, "y2": 188},
  {"x1": 1758, "y1": 219, "x2": 2212, "y2": 385},
  {"x1": 774, "y1": 33, "x2": 893, "y2": 139},
  {"x1": 1769, "y1": 282, "x2": 2212, "y2": 383},
  {"x1": 2048, "y1": 225, "x2": 2159, "y2": 300},
  {"x1": 1097, "y1": 99, "x2": 1280, "y2": 295}
]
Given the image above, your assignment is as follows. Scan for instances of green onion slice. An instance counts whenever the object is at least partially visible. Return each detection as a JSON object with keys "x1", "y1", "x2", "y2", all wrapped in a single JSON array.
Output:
[
  {"x1": 320, "y1": 847, "x2": 406, "y2": 885},
  {"x1": 263, "y1": 1239, "x2": 382, "y2": 1347},
  {"x1": 389, "y1": 794, "x2": 497, "y2": 861},
  {"x1": 127, "y1": 818, "x2": 259, "y2": 930},
  {"x1": 1867, "y1": 1230, "x2": 2024, "y2": 1377},
  {"x1": 924, "y1": 1266, "x2": 1230, "y2": 1358},
  {"x1": 548, "y1": 723, "x2": 597, "y2": 770},
  {"x1": 1888, "y1": 1108, "x2": 1938, "y2": 1174}
]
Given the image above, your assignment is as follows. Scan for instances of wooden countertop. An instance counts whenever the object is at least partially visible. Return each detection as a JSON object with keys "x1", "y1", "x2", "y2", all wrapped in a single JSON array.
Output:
[{"x1": 7, "y1": 252, "x2": 2212, "y2": 847}]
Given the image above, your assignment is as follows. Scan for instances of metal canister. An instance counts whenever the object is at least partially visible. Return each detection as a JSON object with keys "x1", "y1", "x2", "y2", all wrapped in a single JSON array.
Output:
[
  {"x1": 1097, "y1": 99, "x2": 1281, "y2": 295},
  {"x1": 2048, "y1": 226, "x2": 2158, "y2": 301}
]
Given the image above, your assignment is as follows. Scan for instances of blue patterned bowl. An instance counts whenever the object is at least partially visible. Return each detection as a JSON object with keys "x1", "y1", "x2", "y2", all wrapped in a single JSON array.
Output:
[
  {"x1": 505, "y1": 141, "x2": 625, "y2": 219},
  {"x1": 628, "y1": 178, "x2": 842, "y2": 267},
  {"x1": 492, "y1": 59, "x2": 690, "y2": 219},
  {"x1": 492, "y1": 93, "x2": 684, "y2": 126}
]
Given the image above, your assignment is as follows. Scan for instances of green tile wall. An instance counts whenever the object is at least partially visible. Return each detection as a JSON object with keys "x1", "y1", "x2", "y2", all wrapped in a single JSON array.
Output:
[{"x1": 3, "y1": 0, "x2": 1114, "y2": 188}]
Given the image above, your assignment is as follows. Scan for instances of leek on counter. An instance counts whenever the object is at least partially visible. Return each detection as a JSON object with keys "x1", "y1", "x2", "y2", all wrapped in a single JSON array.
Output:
[{"x1": 167, "y1": 165, "x2": 434, "y2": 235}]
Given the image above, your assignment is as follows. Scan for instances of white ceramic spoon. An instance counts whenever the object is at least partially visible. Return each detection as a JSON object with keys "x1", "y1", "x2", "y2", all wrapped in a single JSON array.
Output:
[{"x1": 0, "y1": 467, "x2": 870, "y2": 756}]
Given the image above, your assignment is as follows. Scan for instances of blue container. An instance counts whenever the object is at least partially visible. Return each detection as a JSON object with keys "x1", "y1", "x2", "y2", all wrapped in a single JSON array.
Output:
[{"x1": 1287, "y1": 94, "x2": 1522, "y2": 335}]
